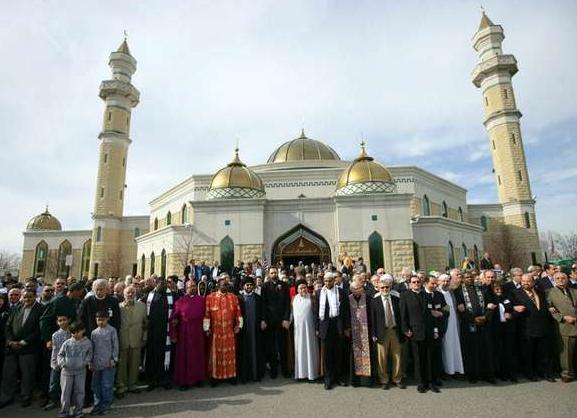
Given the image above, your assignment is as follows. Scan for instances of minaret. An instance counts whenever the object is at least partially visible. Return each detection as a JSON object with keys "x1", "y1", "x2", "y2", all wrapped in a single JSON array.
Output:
[
  {"x1": 472, "y1": 12, "x2": 541, "y2": 265},
  {"x1": 89, "y1": 37, "x2": 140, "y2": 279}
]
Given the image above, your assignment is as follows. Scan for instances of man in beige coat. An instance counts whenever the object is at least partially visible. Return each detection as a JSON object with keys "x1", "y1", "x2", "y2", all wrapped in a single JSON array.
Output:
[
  {"x1": 117, "y1": 285, "x2": 147, "y2": 396},
  {"x1": 547, "y1": 272, "x2": 577, "y2": 382}
]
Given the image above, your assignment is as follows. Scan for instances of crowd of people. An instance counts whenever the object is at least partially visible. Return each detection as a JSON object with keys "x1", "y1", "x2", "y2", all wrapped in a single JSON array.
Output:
[{"x1": 0, "y1": 256, "x2": 576, "y2": 417}]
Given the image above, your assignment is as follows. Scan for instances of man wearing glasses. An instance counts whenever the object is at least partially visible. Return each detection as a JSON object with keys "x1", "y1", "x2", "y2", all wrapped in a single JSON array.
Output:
[
  {"x1": 372, "y1": 276, "x2": 404, "y2": 390},
  {"x1": 399, "y1": 275, "x2": 439, "y2": 393}
]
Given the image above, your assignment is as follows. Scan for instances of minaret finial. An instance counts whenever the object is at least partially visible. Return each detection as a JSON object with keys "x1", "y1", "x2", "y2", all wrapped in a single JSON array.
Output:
[
  {"x1": 359, "y1": 140, "x2": 368, "y2": 159},
  {"x1": 299, "y1": 128, "x2": 306, "y2": 139},
  {"x1": 45, "y1": 203, "x2": 49, "y2": 213},
  {"x1": 231, "y1": 142, "x2": 242, "y2": 165},
  {"x1": 124, "y1": 30, "x2": 128, "y2": 41}
]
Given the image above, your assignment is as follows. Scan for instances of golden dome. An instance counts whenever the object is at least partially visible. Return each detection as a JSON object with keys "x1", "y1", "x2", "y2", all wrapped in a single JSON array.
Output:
[
  {"x1": 267, "y1": 130, "x2": 340, "y2": 163},
  {"x1": 26, "y1": 207, "x2": 62, "y2": 231},
  {"x1": 336, "y1": 143, "x2": 396, "y2": 195},
  {"x1": 208, "y1": 148, "x2": 265, "y2": 199}
]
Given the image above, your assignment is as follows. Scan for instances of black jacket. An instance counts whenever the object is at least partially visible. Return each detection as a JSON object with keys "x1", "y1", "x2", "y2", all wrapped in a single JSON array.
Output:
[
  {"x1": 399, "y1": 290, "x2": 434, "y2": 342},
  {"x1": 261, "y1": 280, "x2": 291, "y2": 325},
  {"x1": 5, "y1": 302, "x2": 44, "y2": 355},
  {"x1": 512, "y1": 288, "x2": 551, "y2": 338},
  {"x1": 313, "y1": 287, "x2": 350, "y2": 339},
  {"x1": 371, "y1": 293, "x2": 404, "y2": 342},
  {"x1": 78, "y1": 295, "x2": 121, "y2": 335}
]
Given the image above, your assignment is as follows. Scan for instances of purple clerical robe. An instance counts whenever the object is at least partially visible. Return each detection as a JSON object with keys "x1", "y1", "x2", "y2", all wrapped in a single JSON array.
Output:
[{"x1": 169, "y1": 294, "x2": 206, "y2": 385}]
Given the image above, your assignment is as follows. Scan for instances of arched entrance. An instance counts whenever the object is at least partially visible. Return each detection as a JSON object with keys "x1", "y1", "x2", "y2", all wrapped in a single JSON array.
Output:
[{"x1": 271, "y1": 224, "x2": 331, "y2": 266}]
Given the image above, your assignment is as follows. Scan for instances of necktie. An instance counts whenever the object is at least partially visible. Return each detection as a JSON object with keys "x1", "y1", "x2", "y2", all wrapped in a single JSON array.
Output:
[
  {"x1": 384, "y1": 297, "x2": 394, "y2": 328},
  {"x1": 527, "y1": 290, "x2": 539, "y2": 309}
]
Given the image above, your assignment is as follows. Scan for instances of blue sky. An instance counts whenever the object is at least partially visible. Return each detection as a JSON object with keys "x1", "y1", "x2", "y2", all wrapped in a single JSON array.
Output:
[{"x1": 0, "y1": 0, "x2": 576, "y2": 254}]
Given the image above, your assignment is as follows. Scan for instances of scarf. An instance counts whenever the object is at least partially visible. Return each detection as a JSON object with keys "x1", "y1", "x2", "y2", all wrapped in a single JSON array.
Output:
[
  {"x1": 461, "y1": 284, "x2": 485, "y2": 314},
  {"x1": 146, "y1": 288, "x2": 174, "y2": 371},
  {"x1": 319, "y1": 286, "x2": 339, "y2": 319}
]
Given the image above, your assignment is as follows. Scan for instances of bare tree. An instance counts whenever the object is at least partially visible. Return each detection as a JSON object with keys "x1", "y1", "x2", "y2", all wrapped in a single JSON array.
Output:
[
  {"x1": 0, "y1": 250, "x2": 21, "y2": 274},
  {"x1": 484, "y1": 227, "x2": 527, "y2": 271},
  {"x1": 173, "y1": 231, "x2": 195, "y2": 275},
  {"x1": 547, "y1": 230, "x2": 577, "y2": 259}
]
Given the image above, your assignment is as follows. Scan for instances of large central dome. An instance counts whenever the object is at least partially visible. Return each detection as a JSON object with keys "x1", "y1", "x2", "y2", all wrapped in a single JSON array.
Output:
[{"x1": 267, "y1": 130, "x2": 341, "y2": 163}]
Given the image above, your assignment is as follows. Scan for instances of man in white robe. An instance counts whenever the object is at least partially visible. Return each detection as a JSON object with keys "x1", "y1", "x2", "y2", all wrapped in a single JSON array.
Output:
[
  {"x1": 292, "y1": 281, "x2": 319, "y2": 381},
  {"x1": 438, "y1": 274, "x2": 464, "y2": 375}
]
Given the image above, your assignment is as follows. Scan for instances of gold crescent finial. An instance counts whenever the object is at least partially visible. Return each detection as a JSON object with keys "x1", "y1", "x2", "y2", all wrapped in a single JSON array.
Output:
[{"x1": 123, "y1": 30, "x2": 128, "y2": 41}]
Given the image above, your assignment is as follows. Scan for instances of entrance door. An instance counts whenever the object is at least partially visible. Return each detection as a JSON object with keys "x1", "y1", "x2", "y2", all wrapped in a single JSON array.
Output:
[{"x1": 271, "y1": 224, "x2": 331, "y2": 266}]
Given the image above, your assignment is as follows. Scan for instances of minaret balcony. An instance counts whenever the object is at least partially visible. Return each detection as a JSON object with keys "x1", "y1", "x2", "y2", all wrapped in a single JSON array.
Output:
[
  {"x1": 471, "y1": 55, "x2": 518, "y2": 87},
  {"x1": 99, "y1": 80, "x2": 140, "y2": 106}
]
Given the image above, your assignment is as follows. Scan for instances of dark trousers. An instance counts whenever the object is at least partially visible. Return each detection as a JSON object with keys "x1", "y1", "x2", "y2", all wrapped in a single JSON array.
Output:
[
  {"x1": 461, "y1": 326, "x2": 494, "y2": 381},
  {"x1": 523, "y1": 335, "x2": 551, "y2": 378},
  {"x1": 0, "y1": 352, "x2": 37, "y2": 402},
  {"x1": 410, "y1": 339, "x2": 430, "y2": 387},
  {"x1": 39, "y1": 345, "x2": 52, "y2": 395},
  {"x1": 494, "y1": 326, "x2": 517, "y2": 379},
  {"x1": 430, "y1": 338, "x2": 443, "y2": 383},
  {"x1": 321, "y1": 318, "x2": 343, "y2": 385},
  {"x1": 264, "y1": 324, "x2": 289, "y2": 377}
]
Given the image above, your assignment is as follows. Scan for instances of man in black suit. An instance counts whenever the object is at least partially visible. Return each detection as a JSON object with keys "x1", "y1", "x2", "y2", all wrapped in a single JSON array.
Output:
[
  {"x1": 0, "y1": 289, "x2": 44, "y2": 408},
  {"x1": 536, "y1": 264, "x2": 557, "y2": 292},
  {"x1": 237, "y1": 277, "x2": 265, "y2": 383},
  {"x1": 422, "y1": 276, "x2": 449, "y2": 387},
  {"x1": 512, "y1": 273, "x2": 555, "y2": 381},
  {"x1": 314, "y1": 272, "x2": 350, "y2": 390},
  {"x1": 503, "y1": 267, "x2": 523, "y2": 298},
  {"x1": 399, "y1": 275, "x2": 439, "y2": 393},
  {"x1": 260, "y1": 267, "x2": 291, "y2": 378},
  {"x1": 372, "y1": 277, "x2": 405, "y2": 389}
]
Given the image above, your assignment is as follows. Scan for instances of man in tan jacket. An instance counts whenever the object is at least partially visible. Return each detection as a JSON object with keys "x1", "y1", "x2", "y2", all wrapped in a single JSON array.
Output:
[
  {"x1": 117, "y1": 285, "x2": 147, "y2": 397},
  {"x1": 547, "y1": 272, "x2": 577, "y2": 382}
]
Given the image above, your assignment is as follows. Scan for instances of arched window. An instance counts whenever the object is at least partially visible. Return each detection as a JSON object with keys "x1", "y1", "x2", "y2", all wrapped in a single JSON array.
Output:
[
  {"x1": 422, "y1": 195, "x2": 431, "y2": 216},
  {"x1": 220, "y1": 236, "x2": 234, "y2": 275},
  {"x1": 150, "y1": 252, "x2": 155, "y2": 275},
  {"x1": 181, "y1": 204, "x2": 188, "y2": 224},
  {"x1": 96, "y1": 226, "x2": 102, "y2": 242},
  {"x1": 81, "y1": 239, "x2": 92, "y2": 278},
  {"x1": 480, "y1": 215, "x2": 488, "y2": 232},
  {"x1": 166, "y1": 211, "x2": 172, "y2": 226},
  {"x1": 33, "y1": 241, "x2": 48, "y2": 277},
  {"x1": 153, "y1": 218, "x2": 158, "y2": 231},
  {"x1": 368, "y1": 231, "x2": 384, "y2": 273},
  {"x1": 140, "y1": 254, "x2": 145, "y2": 278},
  {"x1": 448, "y1": 241, "x2": 455, "y2": 269},
  {"x1": 160, "y1": 249, "x2": 167, "y2": 278},
  {"x1": 458, "y1": 207, "x2": 464, "y2": 222},
  {"x1": 442, "y1": 201, "x2": 449, "y2": 218},
  {"x1": 57, "y1": 240, "x2": 73, "y2": 278},
  {"x1": 473, "y1": 245, "x2": 480, "y2": 266},
  {"x1": 462, "y1": 243, "x2": 468, "y2": 260},
  {"x1": 134, "y1": 227, "x2": 141, "y2": 238},
  {"x1": 524, "y1": 212, "x2": 531, "y2": 229}
]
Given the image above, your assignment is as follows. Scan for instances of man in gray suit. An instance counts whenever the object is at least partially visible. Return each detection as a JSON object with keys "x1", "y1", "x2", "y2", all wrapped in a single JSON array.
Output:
[
  {"x1": 0, "y1": 289, "x2": 44, "y2": 408},
  {"x1": 547, "y1": 272, "x2": 577, "y2": 382}
]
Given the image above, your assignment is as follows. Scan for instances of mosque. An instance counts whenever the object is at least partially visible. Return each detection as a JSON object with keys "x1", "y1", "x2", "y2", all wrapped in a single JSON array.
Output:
[{"x1": 19, "y1": 13, "x2": 542, "y2": 281}]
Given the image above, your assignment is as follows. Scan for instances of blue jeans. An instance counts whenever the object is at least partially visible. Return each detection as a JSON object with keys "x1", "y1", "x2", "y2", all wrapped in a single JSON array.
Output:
[
  {"x1": 48, "y1": 368, "x2": 62, "y2": 403},
  {"x1": 91, "y1": 368, "x2": 115, "y2": 411}
]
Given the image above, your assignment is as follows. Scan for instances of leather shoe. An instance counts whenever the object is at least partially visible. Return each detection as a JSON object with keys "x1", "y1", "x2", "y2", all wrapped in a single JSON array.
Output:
[
  {"x1": 382, "y1": 383, "x2": 390, "y2": 390},
  {"x1": 324, "y1": 382, "x2": 333, "y2": 390},
  {"x1": 0, "y1": 399, "x2": 14, "y2": 409},
  {"x1": 430, "y1": 385, "x2": 440, "y2": 393},
  {"x1": 546, "y1": 377, "x2": 556, "y2": 383},
  {"x1": 433, "y1": 380, "x2": 443, "y2": 387},
  {"x1": 417, "y1": 385, "x2": 427, "y2": 393},
  {"x1": 397, "y1": 382, "x2": 407, "y2": 389}
]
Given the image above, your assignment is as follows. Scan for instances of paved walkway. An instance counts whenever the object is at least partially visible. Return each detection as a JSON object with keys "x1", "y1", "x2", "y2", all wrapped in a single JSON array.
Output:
[{"x1": 3, "y1": 377, "x2": 577, "y2": 418}]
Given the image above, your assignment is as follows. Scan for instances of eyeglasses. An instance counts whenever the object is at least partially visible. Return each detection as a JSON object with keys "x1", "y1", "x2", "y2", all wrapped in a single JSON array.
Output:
[
  {"x1": 380, "y1": 286, "x2": 390, "y2": 289},
  {"x1": 410, "y1": 281, "x2": 420, "y2": 284}
]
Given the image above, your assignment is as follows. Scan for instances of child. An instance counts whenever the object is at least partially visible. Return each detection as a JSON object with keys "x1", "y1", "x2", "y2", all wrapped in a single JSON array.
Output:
[
  {"x1": 90, "y1": 311, "x2": 119, "y2": 416},
  {"x1": 45, "y1": 315, "x2": 71, "y2": 411},
  {"x1": 58, "y1": 321, "x2": 93, "y2": 418}
]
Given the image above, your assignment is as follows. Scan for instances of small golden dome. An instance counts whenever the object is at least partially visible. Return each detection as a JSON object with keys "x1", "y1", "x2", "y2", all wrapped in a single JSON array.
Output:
[
  {"x1": 208, "y1": 148, "x2": 265, "y2": 199},
  {"x1": 336, "y1": 143, "x2": 395, "y2": 195},
  {"x1": 27, "y1": 206, "x2": 62, "y2": 231},
  {"x1": 267, "y1": 130, "x2": 340, "y2": 163}
]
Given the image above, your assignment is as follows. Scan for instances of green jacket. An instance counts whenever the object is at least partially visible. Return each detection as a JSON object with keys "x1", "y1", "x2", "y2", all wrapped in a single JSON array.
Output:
[
  {"x1": 39, "y1": 295, "x2": 80, "y2": 342},
  {"x1": 546, "y1": 287, "x2": 577, "y2": 337}
]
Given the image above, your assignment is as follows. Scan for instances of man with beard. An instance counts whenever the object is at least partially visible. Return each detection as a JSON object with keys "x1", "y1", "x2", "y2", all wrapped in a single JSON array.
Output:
[
  {"x1": 261, "y1": 267, "x2": 291, "y2": 378},
  {"x1": 237, "y1": 277, "x2": 265, "y2": 383},
  {"x1": 454, "y1": 272, "x2": 495, "y2": 384},
  {"x1": 437, "y1": 274, "x2": 464, "y2": 377},
  {"x1": 204, "y1": 274, "x2": 243, "y2": 385},
  {"x1": 347, "y1": 279, "x2": 374, "y2": 387},
  {"x1": 314, "y1": 272, "x2": 350, "y2": 390},
  {"x1": 144, "y1": 276, "x2": 175, "y2": 390}
]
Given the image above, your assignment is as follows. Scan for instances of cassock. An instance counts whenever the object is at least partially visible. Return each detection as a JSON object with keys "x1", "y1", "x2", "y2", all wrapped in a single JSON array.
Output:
[
  {"x1": 348, "y1": 293, "x2": 375, "y2": 387},
  {"x1": 204, "y1": 292, "x2": 242, "y2": 380},
  {"x1": 439, "y1": 289, "x2": 464, "y2": 375},
  {"x1": 454, "y1": 285, "x2": 494, "y2": 382},
  {"x1": 261, "y1": 279, "x2": 291, "y2": 378},
  {"x1": 145, "y1": 289, "x2": 174, "y2": 386},
  {"x1": 169, "y1": 294, "x2": 206, "y2": 386},
  {"x1": 237, "y1": 292, "x2": 265, "y2": 382},
  {"x1": 292, "y1": 294, "x2": 319, "y2": 380}
]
